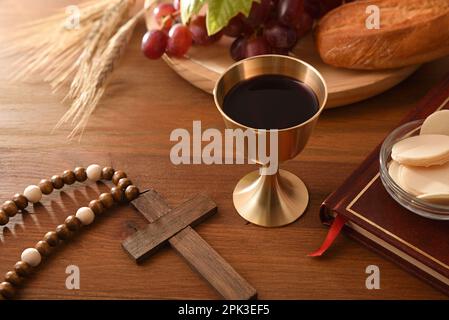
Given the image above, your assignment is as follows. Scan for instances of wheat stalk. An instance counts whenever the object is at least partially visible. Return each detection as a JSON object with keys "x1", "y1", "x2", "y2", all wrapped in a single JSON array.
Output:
[
  {"x1": 2, "y1": 0, "x2": 116, "y2": 77},
  {"x1": 55, "y1": 7, "x2": 148, "y2": 140},
  {"x1": 66, "y1": 0, "x2": 132, "y2": 100},
  {"x1": 1, "y1": 0, "x2": 156, "y2": 140}
]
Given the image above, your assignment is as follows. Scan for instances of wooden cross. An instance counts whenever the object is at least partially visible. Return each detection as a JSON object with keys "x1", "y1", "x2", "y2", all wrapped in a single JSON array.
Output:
[{"x1": 121, "y1": 190, "x2": 257, "y2": 300}]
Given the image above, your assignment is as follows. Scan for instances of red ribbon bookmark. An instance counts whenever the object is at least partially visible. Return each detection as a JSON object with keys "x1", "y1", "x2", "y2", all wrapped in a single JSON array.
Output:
[{"x1": 308, "y1": 214, "x2": 348, "y2": 257}]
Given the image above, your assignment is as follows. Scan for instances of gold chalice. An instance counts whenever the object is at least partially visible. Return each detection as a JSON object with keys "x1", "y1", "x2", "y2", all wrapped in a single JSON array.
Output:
[{"x1": 213, "y1": 55, "x2": 327, "y2": 227}]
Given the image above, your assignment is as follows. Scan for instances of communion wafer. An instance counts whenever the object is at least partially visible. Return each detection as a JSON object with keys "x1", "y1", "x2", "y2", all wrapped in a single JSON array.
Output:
[
  {"x1": 398, "y1": 162, "x2": 449, "y2": 196},
  {"x1": 388, "y1": 161, "x2": 402, "y2": 186},
  {"x1": 418, "y1": 193, "x2": 449, "y2": 206},
  {"x1": 420, "y1": 110, "x2": 449, "y2": 136},
  {"x1": 391, "y1": 134, "x2": 449, "y2": 167}
]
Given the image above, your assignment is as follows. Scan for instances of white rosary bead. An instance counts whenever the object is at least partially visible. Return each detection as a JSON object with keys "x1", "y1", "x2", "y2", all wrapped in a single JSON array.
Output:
[
  {"x1": 86, "y1": 164, "x2": 102, "y2": 181},
  {"x1": 75, "y1": 207, "x2": 95, "y2": 225},
  {"x1": 21, "y1": 248, "x2": 41, "y2": 267},
  {"x1": 23, "y1": 185, "x2": 42, "y2": 203}
]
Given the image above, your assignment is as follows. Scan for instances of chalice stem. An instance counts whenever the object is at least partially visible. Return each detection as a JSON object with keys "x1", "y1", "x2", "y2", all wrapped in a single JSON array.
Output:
[{"x1": 232, "y1": 167, "x2": 309, "y2": 227}]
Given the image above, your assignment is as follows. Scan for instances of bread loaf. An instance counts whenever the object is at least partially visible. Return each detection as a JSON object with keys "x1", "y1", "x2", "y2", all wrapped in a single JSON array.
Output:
[{"x1": 316, "y1": 0, "x2": 449, "y2": 70}]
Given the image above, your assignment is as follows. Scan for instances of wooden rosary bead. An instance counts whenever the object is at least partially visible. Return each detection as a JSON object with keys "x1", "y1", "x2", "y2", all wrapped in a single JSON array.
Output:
[
  {"x1": 35, "y1": 240, "x2": 51, "y2": 256},
  {"x1": 21, "y1": 248, "x2": 41, "y2": 267},
  {"x1": 101, "y1": 167, "x2": 115, "y2": 180},
  {"x1": 24, "y1": 185, "x2": 42, "y2": 203},
  {"x1": 62, "y1": 170, "x2": 76, "y2": 185},
  {"x1": 86, "y1": 164, "x2": 102, "y2": 181},
  {"x1": 55, "y1": 224, "x2": 72, "y2": 240},
  {"x1": 38, "y1": 179, "x2": 54, "y2": 195},
  {"x1": 4, "y1": 271, "x2": 23, "y2": 286},
  {"x1": 74, "y1": 167, "x2": 87, "y2": 182},
  {"x1": 76, "y1": 207, "x2": 95, "y2": 225},
  {"x1": 0, "y1": 166, "x2": 143, "y2": 299},
  {"x1": 0, "y1": 210, "x2": 9, "y2": 225},
  {"x1": 64, "y1": 215, "x2": 81, "y2": 231},
  {"x1": 14, "y1": 261, "x2": 32, "y2": 277},
  {"x1": 117, "y1": 178, "x2": 132, "y2": 191},
  {"x1": 2, "y1": 200, "x2": 18, "y2": 217},
  {"x1": 112, "y1": 170, "x2": 127, "y2": 185},
  {"x1": 13, "y1": 193, "x2": 28, "y2": 210},
  {"x1": 0, "y1": 282, "x2": 15, "y2": 299},
  {"x1": 44, "y1": 231, "x2": 59, "y2": 247},
  {"x1": 51, "y1": 175, "x2": 64, "y2": 189},
  {"x1": 111, "y1": 187, "x2": 124, "y2": 203},
  {"x1": 125, "y1": 185, "x2": 140, "y2": 201},
  {"x1": 89, "y1": 200, "x2": 104, "y2": 215},
  {"x1": 99, "y1": 193, "x2": 114, "y2": 209}
]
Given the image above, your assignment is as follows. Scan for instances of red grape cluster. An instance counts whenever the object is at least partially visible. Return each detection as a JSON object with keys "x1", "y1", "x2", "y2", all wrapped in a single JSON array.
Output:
[
  {"x1": 226, "y1": 0, "x2": 345, "y2": 61},
  {"x1": 141, "y1": 0, "x2": 344, "y2": 61},
  {"x1": 142, "y1": 2, "x2": 186, "y2": 59},
  {"x1": 142, "y1": 1, "x2": 222, "y2": 60}
]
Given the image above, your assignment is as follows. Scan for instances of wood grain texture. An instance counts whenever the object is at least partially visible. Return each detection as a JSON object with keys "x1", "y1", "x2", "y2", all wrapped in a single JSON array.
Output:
[
  {"x1": 0, "y1": 0, "x2": 448, "y2": 299},
  {"x1": 170, "y1": 227, "x2": 257, "y2": 300},
  {"x1": 132, "y1": 190, "x2": 171, "y2": 223},
  {"x1": 144, "y1": 1, "x2": 419, "y2": 108},
  {"x1": 129, "y1": 191, "x2": 257, "y2": 300},
  {"x1": 122, "y1": 193, "x2": 217, "y2": 261}
]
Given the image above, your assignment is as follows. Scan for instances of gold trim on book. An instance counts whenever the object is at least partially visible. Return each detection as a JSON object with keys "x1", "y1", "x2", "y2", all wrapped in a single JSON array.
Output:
[
  {"x1": 347, "y1": 221, "x2": 449, "y2": 286},
  {"x1": 345, "y1": 96, "x2": 449, "y2": 271}
]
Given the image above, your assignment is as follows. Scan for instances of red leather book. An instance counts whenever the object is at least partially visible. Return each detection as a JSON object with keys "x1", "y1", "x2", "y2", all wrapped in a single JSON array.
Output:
[{"x1": 320, "y1": 74, "x2": 449, "y2": 295}]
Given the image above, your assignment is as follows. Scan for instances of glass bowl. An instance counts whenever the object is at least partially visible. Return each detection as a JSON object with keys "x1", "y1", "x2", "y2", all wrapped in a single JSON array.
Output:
[{"x1": 380, "y1": 120, "x2": 449, "y2": 220}]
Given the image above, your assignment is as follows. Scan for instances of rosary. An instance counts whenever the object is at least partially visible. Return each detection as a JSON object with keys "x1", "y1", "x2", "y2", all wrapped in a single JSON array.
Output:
[
  {"x1": 0, "y1": 164, "x2": 140, "y2": 300},
  {"x1": 0, "y1": 164, "x2": 257, "y2": 300}
]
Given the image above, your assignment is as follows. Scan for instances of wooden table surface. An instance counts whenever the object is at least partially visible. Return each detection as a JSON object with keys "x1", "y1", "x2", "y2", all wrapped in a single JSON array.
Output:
[{"x1": 1, "y1": 0, "x2": 448, "y2": 300}]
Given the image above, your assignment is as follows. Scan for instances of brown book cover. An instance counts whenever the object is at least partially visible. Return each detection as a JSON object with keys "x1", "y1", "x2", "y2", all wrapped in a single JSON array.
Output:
[{"x1": 320, "y1": 74, "x2": 449, "y2": 295}]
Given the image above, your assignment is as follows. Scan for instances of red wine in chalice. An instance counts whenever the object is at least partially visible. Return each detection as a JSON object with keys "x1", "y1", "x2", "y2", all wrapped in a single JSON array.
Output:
[{"x1": 223, "y1": 74, "x2": 319, "y2": 130}]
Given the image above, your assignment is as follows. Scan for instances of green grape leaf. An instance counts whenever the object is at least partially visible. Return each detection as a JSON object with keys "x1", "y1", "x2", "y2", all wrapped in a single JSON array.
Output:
[
  {"x1": 180, "y1": 0, "x2": 207, "y2": 25},
  {"x1": 206, "y1": 0, "x2": 258, "y2": 35}
]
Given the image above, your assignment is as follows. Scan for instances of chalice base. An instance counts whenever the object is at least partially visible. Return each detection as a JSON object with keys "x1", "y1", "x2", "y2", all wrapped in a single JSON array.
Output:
[{"x1": 232, "y1": 169, "x2": 309, "y2": 227}]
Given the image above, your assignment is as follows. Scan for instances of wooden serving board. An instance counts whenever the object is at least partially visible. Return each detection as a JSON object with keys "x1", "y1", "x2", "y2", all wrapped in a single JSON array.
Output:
[{"x1": 145, "y1": 13, "x2": 418, "y2": 108}]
